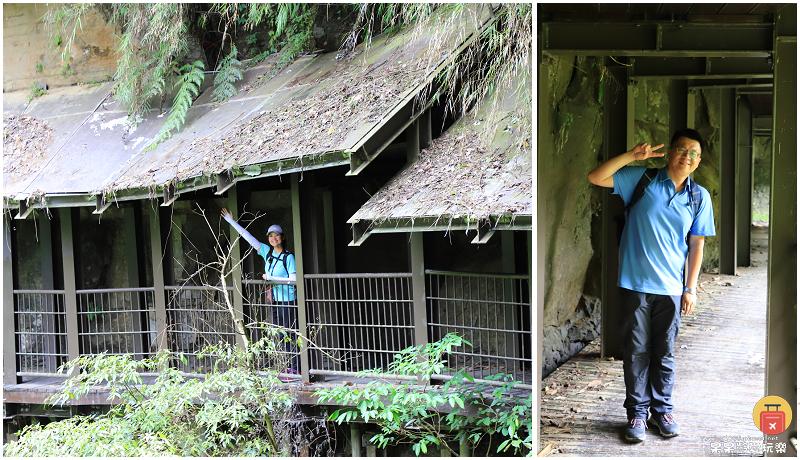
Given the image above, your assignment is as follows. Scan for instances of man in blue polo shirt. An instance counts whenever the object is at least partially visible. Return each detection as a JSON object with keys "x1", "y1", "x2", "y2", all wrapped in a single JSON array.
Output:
[{"x1": 587, "y1": 128, "x2": 716, "y2": 443}]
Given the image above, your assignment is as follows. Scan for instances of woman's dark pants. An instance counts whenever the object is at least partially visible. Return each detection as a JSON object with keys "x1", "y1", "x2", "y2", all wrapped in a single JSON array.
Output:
[{"x1": 274, "y1": 300, "x2": 299, "y2": 372}]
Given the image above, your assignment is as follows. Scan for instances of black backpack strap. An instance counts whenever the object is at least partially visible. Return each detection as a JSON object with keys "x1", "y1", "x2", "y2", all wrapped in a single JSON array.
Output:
[
  {"x1": 280, "y1": 250, "x2": 292, "y2": 274},
  {"x1": 690, "y1": 187, "x2": 702, "y2": 221},
  {"x1": 624, "y1": 168, "x2": 659, "y2": 217},
  {"x1": 685, "y1": 181, "x2": 703, "y2": 244},
  {"x1": 614, "y1": 168, "x2": 658, "y2": 246}
]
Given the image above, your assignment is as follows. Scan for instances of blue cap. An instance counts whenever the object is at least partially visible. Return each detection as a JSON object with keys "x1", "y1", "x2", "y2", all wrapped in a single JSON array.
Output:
[{"x1": 267, "y1": 224, "x2": 283, "y2": 235}]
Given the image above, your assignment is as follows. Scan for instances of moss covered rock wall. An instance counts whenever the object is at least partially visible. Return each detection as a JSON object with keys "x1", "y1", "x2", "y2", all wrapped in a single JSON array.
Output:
[{"x1": 542, "y1": 56, "x2": 604, "y2": 375}]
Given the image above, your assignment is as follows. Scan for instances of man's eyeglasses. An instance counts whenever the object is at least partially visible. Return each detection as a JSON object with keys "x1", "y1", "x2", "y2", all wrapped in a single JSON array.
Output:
[{"x1": 676, "y1": 147, "x2": 701, "y2": 159}]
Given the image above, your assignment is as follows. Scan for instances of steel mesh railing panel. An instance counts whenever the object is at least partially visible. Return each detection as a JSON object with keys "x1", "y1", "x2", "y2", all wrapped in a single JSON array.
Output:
[
  {"x1": 165, "y1": 286, "x2": 238, "y2": 373},
  {"x1": 77, "y1": 288, "x2": 156, "y2": 361},
  {"x1": 305, "y1": 274, "x2": 414, "y2": 376},
  {"x1": 242, "y1": 280, "x2": 300, "y2": 372},
  {"x1": 13, "y1": 291, "x2": 68, "y2": 375},
  {"x1": 426, "y1": 271, "x2": 532, "y2": 385}
]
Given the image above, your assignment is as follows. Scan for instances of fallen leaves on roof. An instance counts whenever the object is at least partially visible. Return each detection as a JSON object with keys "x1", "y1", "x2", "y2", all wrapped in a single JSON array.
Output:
[
  {"x1": 355, "y1": 129, "x2": 531, "y2": 223},
  {"x1": 3, "y1": 115, "x2": 55, "y2": 178},
  {"x1": 105, "y1": 50, "x2": 431, "y2": 192}
]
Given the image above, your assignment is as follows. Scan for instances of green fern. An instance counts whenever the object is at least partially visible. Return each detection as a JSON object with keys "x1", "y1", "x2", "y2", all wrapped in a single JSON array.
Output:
[
  {"x1": 145, "y1": 60, "x2": 205, "y2": 152},
  {"x1": 212, "y1": 44, "x2": 243, "y2": 103}
]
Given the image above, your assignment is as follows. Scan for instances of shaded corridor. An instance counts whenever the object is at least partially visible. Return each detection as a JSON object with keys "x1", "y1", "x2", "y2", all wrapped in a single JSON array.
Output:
[{"x1": 540, "y1": 226, "x2": 770, "y2": 456}]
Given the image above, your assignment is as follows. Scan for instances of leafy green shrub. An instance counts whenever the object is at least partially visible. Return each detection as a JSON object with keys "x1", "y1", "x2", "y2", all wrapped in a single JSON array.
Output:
[
  {"x1": 28, "y1": 82, "x2": 48, "y2": 102},
  {"x1": 315, "y1": 333, "x2": 532, "y2": 456},
  {"x1": 3, "y1": 334, "x2": 303, "y2": 457}
]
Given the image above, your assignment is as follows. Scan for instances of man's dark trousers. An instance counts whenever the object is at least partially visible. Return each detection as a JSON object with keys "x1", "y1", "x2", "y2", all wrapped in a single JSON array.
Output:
[{"x1": 619, "y1": 288, "x2": 682, "y2": 420}]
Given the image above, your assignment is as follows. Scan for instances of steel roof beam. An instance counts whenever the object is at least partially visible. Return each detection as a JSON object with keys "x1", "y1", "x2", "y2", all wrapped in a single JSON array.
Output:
[
  {"x1": 3, "y1": 151, "x2": 350, "y2": 212},
  {"x1": 629, "y1": 56, "x2": 773, "y2": 79},
  {"x1": 689, "y1": 81, "x2": 773, "y2": 89},
  {"x1": 737, "y1": 87, "x2": 774, "y2": 94},
  {"x1": 753, "y1": 117, "x2": 773, "y2": 131},
  {"x1": 542, "y1": 22, "x2": 773, "y2": 57},
  {"x1": 347, "y1": 215, "x2": 532, "y2": 246}
]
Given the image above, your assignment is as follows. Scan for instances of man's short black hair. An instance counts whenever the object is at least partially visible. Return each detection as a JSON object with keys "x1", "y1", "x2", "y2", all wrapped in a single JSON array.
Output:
[{"x1": 670, "y1": 128, "x2": 705, "y2": 153}]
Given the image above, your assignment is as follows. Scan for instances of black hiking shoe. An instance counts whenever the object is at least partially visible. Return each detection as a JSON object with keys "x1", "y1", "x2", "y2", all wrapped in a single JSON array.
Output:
[
  {"x1": 624, "y1": 418, "x2": 647, "y2": 443},
  {"x1": 648, "y1": 412, "x2": 680, "y2": 438}
]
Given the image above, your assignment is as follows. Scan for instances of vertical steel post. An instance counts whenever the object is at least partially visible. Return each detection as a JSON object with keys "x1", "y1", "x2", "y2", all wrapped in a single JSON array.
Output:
[
  {"x1": 322, "y1": 189, "x2": 336, "y2": 273},
  {"x1": 148, "y1": 203, "x2": 169, "y2": 352},
  {"x1": 459, "y1": 438, "x2": 470, "y2": 456},
  {"x1": 39, "y1": 212, "x2": 54, "y2": 290},
  {"x1": 626, "y1": 63, "x2": 635, "y2": 147},
  {"x1": 300, "y1": 174, "x2": 320, "y2": 275},
  {"x1": 767, "y1": 4, "x2": 797, "y2": 456},
  {"x1": 719, "y1": 88, "x2": 737, "y2": 275},
  {"x1": 39, "y1": 212, "x2": 57, "y2": 371},
  {"x1": 407, "y1": 119, "x2": 420, "y2": 163},
  {"x1": 409, "y1": 232, "x2": 428, "y2": 348},
  {"x1": 60, "y1": 208, "x2": 80, "y2": 374},
  {"x1": 291, "y1": 173, "x2": 310, "y2": 382},
  {"x1": 226, "y1": 185, "x2": 246, "y2": 349},
  {"x1": 528, "y1": 229, "x2": 533, "y2": 367},
  {"x1": 419, "y1": 109, "x2": 432, "y2": 150},
  {"x1": 736, "y1": 95, "x2": 753, "y2": 266},
  {"x1": 600, "y1": 61, "x2": 629, "y2": 359},
  {"x1": 407, "y1": 117, "x2": 429, "y2": 354},
  {"x1": 350, "y1": 423, "x2": 362, "y2": 457},
  {"x1": 3, "y1": 214, "x2": 19, "y2": 383},
  {"x1": 535, "y1": 54, "x2": 550, "y2": 454},
  {"x1": 501, "y1": 231, "x2": 520, "y2": 362},
  {"x1": 124, "y1": 206, "x2": 144, "y2": 356}
]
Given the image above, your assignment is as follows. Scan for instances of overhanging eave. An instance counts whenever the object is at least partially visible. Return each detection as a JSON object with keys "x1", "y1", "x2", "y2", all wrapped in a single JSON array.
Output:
[
  {"x1": 4, "y1": 151, "x2": 350, "y2": 216},
  {"x1": 542, "y1": 22, "x2": 773, "y2": 57},
  {"x1": 348, "y1": 215, "x2": 533, "y2": 246}
]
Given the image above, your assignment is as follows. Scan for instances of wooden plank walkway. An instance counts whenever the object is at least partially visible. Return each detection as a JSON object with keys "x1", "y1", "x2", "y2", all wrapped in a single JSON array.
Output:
[{"x1": 540, "y1": 227, "x2": 769, "y2": 456}]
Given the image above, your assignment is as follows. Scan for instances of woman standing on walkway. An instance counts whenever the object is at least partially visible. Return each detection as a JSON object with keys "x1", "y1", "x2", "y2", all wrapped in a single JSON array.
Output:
[{"x1": 221, "y1": 208, "x2": 299, "y2": 375}]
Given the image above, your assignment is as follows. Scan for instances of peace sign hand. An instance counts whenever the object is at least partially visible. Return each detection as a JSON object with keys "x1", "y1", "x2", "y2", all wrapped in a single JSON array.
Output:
[{"x1": 629, "y1": 142, "x2": 665, "y2": 161}]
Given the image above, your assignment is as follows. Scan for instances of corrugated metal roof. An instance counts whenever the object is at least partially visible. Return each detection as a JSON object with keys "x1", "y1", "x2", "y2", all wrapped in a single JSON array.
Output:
[
  {"x1": 3, "y1": 5, "x2": 494, "y2": 206},
  {"x1": 348, "y1": 66, "x2": 532, "y2": 233}
]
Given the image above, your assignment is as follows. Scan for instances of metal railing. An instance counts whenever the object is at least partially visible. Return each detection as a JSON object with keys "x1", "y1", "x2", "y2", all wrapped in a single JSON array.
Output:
[
  {"x1": 304, "y1": 274, "x2": 415, "y2": 377},
  {"x1": 77, "y1": 288, "x2": 156, "y2": 361},
  {"x1": 165, "y1": 286, "x2": 238, "y2": 374},
  {"x1": 13, "y1": 290, "x2": 69, "y2": 376},
  {"x1": 242, "y1": 279, "x2": 300, "y2": 373},
  {"x1": 426, "y1": 271, "x2": 532, "y2": 386},
  {"x1": 10, "y1": 272, "x2": 531, "y2": 388}
]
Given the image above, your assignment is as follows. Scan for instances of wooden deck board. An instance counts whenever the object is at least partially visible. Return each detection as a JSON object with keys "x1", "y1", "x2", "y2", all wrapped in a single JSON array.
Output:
[{"x1": 540, "y1": 227, "x2": 770, "y2": 457}]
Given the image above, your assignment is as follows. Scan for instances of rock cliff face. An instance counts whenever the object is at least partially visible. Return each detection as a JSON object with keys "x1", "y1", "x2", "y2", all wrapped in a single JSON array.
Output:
[
  {"x1": 3, "y1": 4, "x2": 118, "y2": 92},
  {"x1": 542, "y1": 56, "x2": 723, "y2": 377},
  {"x1": 542, "y1": 56, "x2": 605, "y2": 377}
]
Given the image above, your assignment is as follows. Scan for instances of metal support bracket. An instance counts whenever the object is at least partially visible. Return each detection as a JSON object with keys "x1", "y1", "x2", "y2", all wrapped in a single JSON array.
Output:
[
  {"x1": 161, "y1": 184, "x2": 178, "y2": 207},
  {"x1": 215, "y1": 170, "x2": 235, "y2": 195},
  {"x1": 349, "y1": 221, "x2": 371, "y2": 247},
  {"x1": 348, "y1": 148, "x2": 371, "y2": 176},
  {"x1": 92, "y1": 194, "x2": 113, "y2": 215},
  {"x1": 14, "y1": 201, "x2": 34, "y2": 220},
  {"x1": 471, "y1": 225, "x2": 496, "y2": 244}
]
